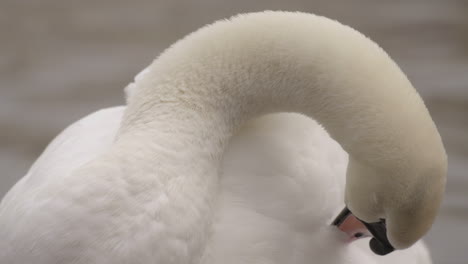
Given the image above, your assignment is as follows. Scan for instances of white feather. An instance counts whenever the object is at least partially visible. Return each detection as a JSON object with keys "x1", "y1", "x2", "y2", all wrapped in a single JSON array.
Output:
[{"x1": 1, "y1": 107, "x2": 431, "y2": 263}]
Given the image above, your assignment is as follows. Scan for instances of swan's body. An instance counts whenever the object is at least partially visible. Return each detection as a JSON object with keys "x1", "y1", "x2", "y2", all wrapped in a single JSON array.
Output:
[
  {"x1": 0, "y1": 11, "x2": 445, "y2": 264},
  {"x1": 1, "y1": 106, "x2": 431, "y2": 263}
]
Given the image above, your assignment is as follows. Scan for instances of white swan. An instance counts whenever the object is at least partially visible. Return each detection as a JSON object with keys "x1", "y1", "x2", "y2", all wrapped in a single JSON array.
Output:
[{"x1": 0, "y1": 11, "x2": 446, "y2": 264}]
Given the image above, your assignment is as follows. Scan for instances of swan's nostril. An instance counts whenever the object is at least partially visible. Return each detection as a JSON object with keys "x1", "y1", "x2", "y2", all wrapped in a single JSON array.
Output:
[{"x1": 354, "y1": 232, "x2": 364, "y2": 238}]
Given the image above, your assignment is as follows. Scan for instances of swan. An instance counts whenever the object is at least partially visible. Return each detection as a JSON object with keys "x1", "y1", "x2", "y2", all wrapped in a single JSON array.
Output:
[{"x1": 0, "y1": 11, "x2": 446, "y2": 264}]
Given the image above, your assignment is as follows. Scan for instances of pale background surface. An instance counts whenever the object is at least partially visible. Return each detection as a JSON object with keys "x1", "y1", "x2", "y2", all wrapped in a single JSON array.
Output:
[{"x1": 1, "y1": 1, "x2": 467, "y2": 263}]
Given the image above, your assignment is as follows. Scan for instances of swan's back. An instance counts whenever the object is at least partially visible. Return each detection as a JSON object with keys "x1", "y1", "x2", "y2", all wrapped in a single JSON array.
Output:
[{"x1": 0, "y1": 107, "x2": 124, "y2": 263}]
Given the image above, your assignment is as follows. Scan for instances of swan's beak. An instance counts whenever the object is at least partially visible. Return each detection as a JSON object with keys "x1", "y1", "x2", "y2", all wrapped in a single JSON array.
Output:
[
  {"x1": 332, "y1": 207, "x2": 371, "y2": 241},
  {"x1": 332, "y1": 207, "x2": 395, "y2": 255}
]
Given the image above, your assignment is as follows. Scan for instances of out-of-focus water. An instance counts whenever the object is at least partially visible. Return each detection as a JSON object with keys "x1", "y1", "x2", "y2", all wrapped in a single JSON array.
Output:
[{"x1": 1, "y1": 1, "x2": 467, "y2": 263}]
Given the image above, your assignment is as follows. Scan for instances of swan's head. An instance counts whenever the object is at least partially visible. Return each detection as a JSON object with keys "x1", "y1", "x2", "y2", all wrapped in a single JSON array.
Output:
[{"x1": 343, "y1": 116, "x2": 447, "y2": 249}]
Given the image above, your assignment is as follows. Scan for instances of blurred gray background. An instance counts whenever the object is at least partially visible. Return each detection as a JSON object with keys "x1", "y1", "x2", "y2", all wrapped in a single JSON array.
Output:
[{"x1": 1, "y1": 0, "x2": 467, "y2": 263}]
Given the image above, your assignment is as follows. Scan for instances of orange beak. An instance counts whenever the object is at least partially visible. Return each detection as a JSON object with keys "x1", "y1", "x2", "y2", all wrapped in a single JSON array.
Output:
[
  {"x1": 335, "y1": 211, "x2": 371, "y2": 241},
  {"x1": 332, "y1": 207, "x2": 395, "y2": 255}
]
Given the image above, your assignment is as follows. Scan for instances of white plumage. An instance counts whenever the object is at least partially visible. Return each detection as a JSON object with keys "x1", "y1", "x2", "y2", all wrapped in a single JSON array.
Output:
[
  {"x1": 2, "y1": 106, "x2": 431, "y2": 263},
  {"x1": 0, "y1": 11, "x2": 445, "y2": 263}
]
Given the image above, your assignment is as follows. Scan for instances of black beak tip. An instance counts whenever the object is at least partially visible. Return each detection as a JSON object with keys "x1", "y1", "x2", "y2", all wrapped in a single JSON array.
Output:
[{"x1": 369, "y1": 237, "x2": 394, "y2": 256}]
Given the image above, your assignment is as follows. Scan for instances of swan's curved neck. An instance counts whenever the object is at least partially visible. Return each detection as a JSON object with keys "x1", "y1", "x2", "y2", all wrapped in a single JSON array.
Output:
[
  {"x1": 113, "y1": 12, "x2": 444, "y2": 263},
  {"x1": 121, "y1": 13, "x2": 440, "y2": 168}
]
